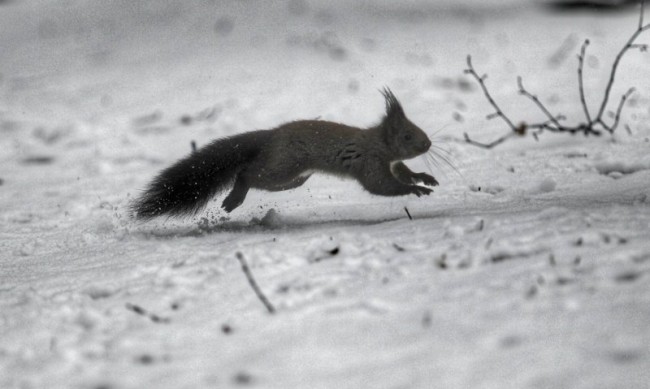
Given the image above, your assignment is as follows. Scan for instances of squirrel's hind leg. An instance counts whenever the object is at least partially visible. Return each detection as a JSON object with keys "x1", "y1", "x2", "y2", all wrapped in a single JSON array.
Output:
[{"x1": 222, "y1": 174, "x2": 250, "y2": 212}]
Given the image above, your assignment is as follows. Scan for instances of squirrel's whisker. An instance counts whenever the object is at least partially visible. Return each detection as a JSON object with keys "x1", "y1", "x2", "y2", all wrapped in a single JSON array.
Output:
[
  {"x1": 429, "y1": 144, "x2": 453, "y2": 157},
  {"x1": 432, "y1": 152, "x2": 455, "y2": 172},
  {"x1": 427, "y1": 149, "x2": 463, "y2": 178},
  {"x1": 428, "y1": 124, "x2": 451, "y2": 138},
  {"x1": 421, "y1": 154, "x2": 434, "y2": 176},
  {"x1": 426, "y1": 153, "x2": 442, "y2": 171},
  {"x1": 429, "y1": 148, "x2": 455, "y2": 167},
  {"x1": 428, "y1": 144, "x2": 457, "y2": 165}
]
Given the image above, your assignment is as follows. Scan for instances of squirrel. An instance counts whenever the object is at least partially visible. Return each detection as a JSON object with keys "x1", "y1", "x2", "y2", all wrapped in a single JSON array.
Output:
[{"x1": 131, "y1": 88, "x2": 437, "y2": 220}]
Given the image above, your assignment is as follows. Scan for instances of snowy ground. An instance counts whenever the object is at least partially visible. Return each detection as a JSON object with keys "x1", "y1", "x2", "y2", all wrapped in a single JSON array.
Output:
[{"x1": 1, "y1": 0, "x2": 650, "y2": 388}]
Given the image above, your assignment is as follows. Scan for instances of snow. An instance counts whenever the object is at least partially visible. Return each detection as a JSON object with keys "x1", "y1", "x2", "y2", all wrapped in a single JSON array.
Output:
[{"x1": 1, "y1": 0, "x2": 650, "y2": 388}]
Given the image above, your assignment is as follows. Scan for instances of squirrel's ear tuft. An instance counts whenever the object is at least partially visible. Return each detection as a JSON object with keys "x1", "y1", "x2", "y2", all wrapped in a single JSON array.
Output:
[
  {"x1": 381, "y1": 87, "x2": 405, "y2": 119},
  {"x1": 380, "y1": 87, "x2": 405, "y2": 130}
]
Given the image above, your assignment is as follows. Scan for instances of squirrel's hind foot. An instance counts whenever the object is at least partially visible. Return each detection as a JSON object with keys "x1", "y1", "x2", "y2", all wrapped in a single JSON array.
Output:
[{"x1": 222, "y1": 175, "x2": 250, "y2": 213}]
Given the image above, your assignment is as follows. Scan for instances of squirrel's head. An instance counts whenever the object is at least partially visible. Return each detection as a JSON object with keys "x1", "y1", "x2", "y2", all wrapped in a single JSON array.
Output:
[{"x1": 379, "y1": 88, "x2": 431, "y2": 160}]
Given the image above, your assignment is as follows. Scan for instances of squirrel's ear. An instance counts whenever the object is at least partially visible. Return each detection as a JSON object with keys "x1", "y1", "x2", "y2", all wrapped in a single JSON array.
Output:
[
  {"x1": 380, "y1": 87, "x2": 405, "y2": 132},
  {"x1": 381, "y1": 87, "x2": 405, "y2": 119}
]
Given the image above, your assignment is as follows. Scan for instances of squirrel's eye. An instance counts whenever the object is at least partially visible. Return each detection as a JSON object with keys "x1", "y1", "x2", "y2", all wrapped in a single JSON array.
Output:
[{"x1": 404, "y1": 133, "x2": 412, "y2": 141}]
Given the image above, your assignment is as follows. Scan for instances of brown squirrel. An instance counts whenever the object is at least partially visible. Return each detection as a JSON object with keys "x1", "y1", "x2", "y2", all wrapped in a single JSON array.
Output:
[{"x1": 131, "y1": 88, "x2": 437, "y2": 220}]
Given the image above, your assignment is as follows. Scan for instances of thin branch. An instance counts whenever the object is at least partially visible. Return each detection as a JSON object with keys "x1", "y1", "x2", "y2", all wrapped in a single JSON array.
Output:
[
  {"x1": 600, "y1": 87, "x2": 636, "y2": 133},
  {"x1": 463, "y1": 131, "x2": 515, "y2": 149},
  {"x1": 526, "y1": 120, "x2": 563, "y2": 133},
  {"x1": 235, "y1": 252, "x2": 276, "y2": 314},
  {"x1": 629, "y1": 43, "x2": 648, "y2": 50},
  {"x1": 596, "y1": 0, "x2": 650, "y2": 120},
  {"x1": 462, "y1": 0, "x2": 649, "y2": 148},
  {"x1": 577, "y1": 39, "x2": 592, "y2": 123},
  {"x1": 463, "y1": 62, "x2": 568, "y2": 147},
  {"x1": 125, "y1": 303, "x2": 171, "y2": 323},
  {"x1": 517, "y1": 77, "x2": 563, "y2": 129},
  {"x1": 641, "y1": 0, "x2": 646, "y2": 30},
  {"x1": 464, "y1": 55, "x2": 518, "y2": 132},
  {"x1": 463, "y1": 55, "x2": 523, "y2": 148}
]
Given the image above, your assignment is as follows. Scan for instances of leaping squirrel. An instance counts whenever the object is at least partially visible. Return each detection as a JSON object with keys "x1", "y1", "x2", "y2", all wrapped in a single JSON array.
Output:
[{"x1": 131, "y1": 88, "x2": 437, "y2": 220}]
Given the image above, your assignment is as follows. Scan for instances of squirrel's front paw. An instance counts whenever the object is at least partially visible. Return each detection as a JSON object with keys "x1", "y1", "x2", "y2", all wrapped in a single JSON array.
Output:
[
  {"x1": 415, "y1": 173, "x2": 439, "y2": 187},
  {"x1": 410, "y1": 185, "x2": 433, "y2": 197}
]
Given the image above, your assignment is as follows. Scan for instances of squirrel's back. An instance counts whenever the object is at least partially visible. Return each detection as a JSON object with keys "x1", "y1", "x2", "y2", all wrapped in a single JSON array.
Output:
[{"x1": 261, "y1": 120, "x2": 369, "y2": 172}]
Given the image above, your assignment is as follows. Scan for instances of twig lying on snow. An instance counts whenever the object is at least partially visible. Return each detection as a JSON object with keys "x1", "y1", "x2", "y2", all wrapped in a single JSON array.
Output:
[
  {"x1": 235, "y1": 251, "x2": 276, "y2": 314},
  {"x1": 404, "y1": 206, "x2": 413, "y2": 220},
  {"x1": 125, "y1": 302, "x2": 171, "y2": 323},
  {"x1": 463, "y1": 0, "x2": 649, "y2": 149}
]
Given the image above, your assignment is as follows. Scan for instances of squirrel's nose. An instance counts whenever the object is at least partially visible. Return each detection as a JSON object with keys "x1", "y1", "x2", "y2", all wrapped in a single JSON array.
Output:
[{"x1": 422, "y1": 139, "x2": 431, "y2": 151}]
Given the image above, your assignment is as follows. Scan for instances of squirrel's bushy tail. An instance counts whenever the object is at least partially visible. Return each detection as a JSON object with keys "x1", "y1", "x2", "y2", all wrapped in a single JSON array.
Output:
[{"x1": 131, "y1": 130, "x2": 270, "y2": 220}]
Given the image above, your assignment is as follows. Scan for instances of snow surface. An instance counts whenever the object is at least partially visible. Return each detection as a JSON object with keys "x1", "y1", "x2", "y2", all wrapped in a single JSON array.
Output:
[{"x1": 1, "y1": 0, "x2": 650, "y2": 388}]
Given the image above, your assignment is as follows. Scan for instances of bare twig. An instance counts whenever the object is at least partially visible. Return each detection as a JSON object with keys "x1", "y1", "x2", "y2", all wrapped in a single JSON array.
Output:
[
  {"x1": 600, "y1": 87, "x2": 636, "y2": 133},
  {"x1": 577, "y1": 39, "x2": 592, "y2": 123},
  {"x1": 463, "y1": 131, "x2": 516, "y2": 149},
  {"x1": 125, "y1": 303, "x2": 171, "y2": 324},
  {"x1": 464, "y1": 55, "x2": 518, "y2": 133},
  {"x1": 463, "y1": 57, "x2": 563, "y2": 148},
  {"x1": 463, "y1": 55, "x2": 521, "y2": 149},
  {"x1": 641, "y1": 0, "x2": 646, "y2": 28},
  {"x1": 404, "y1": 206, "x2": 413, "y2": 220},
  {"x1": 235, "y1": 252, "x2": 275, "y2": 314},
  {"x1": 596, "y1": 0, "x2": 649, "y2": 120},
  {"x1": 463, "y1": 0, "x2": 649, "y2": 148},
  {"x1": 517, "y1": 76, "x2": 564, "y2": 130}
]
